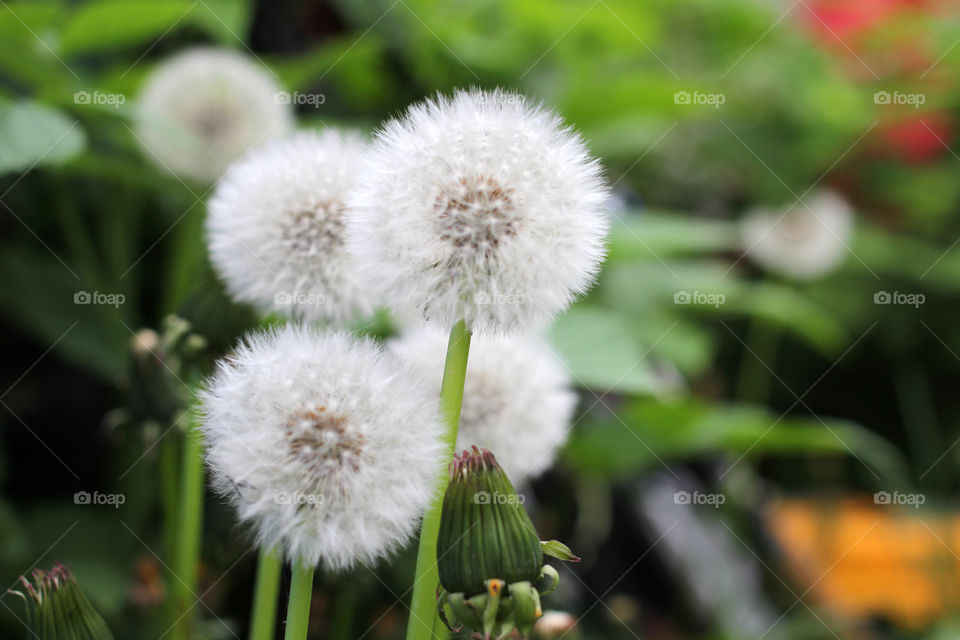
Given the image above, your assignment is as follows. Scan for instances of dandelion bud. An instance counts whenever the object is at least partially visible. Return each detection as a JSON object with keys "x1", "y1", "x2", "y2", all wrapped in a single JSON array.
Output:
[
  {"x1": 10, "y1": 563, "x2": 114, "y2": 639},
  {"x1": 437, "y1": 448, "x2": 578, "y2": 638},
  {"x1": 438, "y1": 447, "x2": 543, "y2": 595}
]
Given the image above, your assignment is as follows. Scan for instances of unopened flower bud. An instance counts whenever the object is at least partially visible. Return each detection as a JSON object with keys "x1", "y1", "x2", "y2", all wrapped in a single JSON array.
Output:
[
  {"x1": 438, "y1": 447, "x2": 543, "y2": 595},
  {"x1": 10, "y1": 563, "x2": 114, "y2": 639}
]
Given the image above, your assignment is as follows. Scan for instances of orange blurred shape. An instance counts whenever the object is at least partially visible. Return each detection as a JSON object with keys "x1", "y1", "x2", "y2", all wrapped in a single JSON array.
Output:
[{"x1": 766, "y1": 497, "x2": 959, "y2": 630}]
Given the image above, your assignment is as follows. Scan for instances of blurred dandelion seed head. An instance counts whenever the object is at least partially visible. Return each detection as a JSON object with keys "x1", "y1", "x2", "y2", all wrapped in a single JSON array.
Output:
[
  {"x1": 135, "y1": 47, "x2": 293, "y2": 183},
  {"x1": 741, "y1": 189, "x2": 854, "y2": 280},
  {"x1": 391, "y1": 327, "x2": 576, "y2": 482}
]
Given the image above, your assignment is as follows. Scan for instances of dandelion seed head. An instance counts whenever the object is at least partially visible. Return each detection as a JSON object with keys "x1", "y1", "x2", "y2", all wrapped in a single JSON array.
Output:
[
  {"x1": 206, "y1": 129, "x2": 375, "y2": 323},
  {"x1": 391, "y1": 328, "x2": 576, "y2": 482},
  {"x1": 136, "y1": 47, "x2": 293, "y2": 183},
  {"x1": 200, "y1": 326, "x2": 445, "y2": 570},
  {"x1": 347, "y1": 88, "x2": 610, "y2": 335}
]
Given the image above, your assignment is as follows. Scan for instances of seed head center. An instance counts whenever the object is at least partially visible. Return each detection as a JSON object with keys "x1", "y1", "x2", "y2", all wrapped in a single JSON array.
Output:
[{"x1": 434, "y1": 175, "x2": 517, "y2": 250}]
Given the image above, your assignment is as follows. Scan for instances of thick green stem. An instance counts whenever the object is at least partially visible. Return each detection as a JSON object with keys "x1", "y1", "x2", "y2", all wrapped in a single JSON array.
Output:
[
  {"x1": 171, "y1": 417, "x2": 205, "y2": 640},
  {"x1": 406, "y1": 320, "x2": 472, "y2": 640},
  {"x1": 249, "y1": 547, "x2": 283, "y2": 640},
  {"x1": 283, "y1": 563, "x2": 315, "y2": 640}
]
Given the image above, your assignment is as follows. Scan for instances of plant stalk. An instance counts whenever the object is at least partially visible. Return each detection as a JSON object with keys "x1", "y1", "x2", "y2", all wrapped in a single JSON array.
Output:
[
  {"x1": 171, "y1": 415, "x2": 205, "y2": 640},
  {"x1": 406, "y1": 320, "x2": 472, "y2": 640},
  {"x1": 283, "y1": 563, "x2": 315, "y2": 640},
  {"x1": 249, "y1": 547, "x2": 283, "y2": 640}
]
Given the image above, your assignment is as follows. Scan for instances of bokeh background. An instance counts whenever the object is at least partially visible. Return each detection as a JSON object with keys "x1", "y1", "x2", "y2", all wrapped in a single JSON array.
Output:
[{"x1": 2, "y1": 0, "x2": 960, "y2": 638}]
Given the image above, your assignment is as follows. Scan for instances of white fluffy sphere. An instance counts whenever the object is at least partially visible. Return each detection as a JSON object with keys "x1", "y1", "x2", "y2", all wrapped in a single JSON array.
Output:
[
  {"x1": 206, "y1": 129, "x2": 375, "y2": 324},
  {"x1": 741, "y1": 190, "x2": 854, "y2": 280},
  {"x1": 135, "y1": 47, "x2": 293, "y2": 183},
  {"x1": 200, "y1": 326, "x2": 446, "y2": 570},
  {"x1": 390, "y1": 328, "x2": 577, "y2": 482},
  {"x1": 346, "y1": 88, "x2": 610, "y2": 335}
]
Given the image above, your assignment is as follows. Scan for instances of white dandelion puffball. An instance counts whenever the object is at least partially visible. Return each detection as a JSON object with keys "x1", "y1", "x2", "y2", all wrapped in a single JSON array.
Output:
[
  {"x1": 390, "y1": 328, "x2": 576, "y2": 482},
  {"x1": 206, "y1": 129, "x2": 375, "y2": 324},
  {"x1": 200, "y1": 326, "x2": 446, "y2": 570},
  {"x1": 740, "y1": 190, "x2": 854, "y2": 280},
  {"x1": 136, "y1": 47, "x2": 293, "y2": 183},
  {"x1": 346, "y1": 88, "x2": 610, "y2": 335}
]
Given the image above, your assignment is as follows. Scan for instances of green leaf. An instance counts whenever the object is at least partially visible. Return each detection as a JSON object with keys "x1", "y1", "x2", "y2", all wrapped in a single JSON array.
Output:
[
  {"x1": 565, "y1": 397, "x2": 906, "y2": 484},
  {"x1": 0, "y1": 98, "x2": 85, "y2": 175},
  {"x1": 549, "y1": 306, "x2": 674, "y2": 395},
  {"x1": 58, "y1": 0, "x2": 251, "y2": 54},
  {"x1": 0, "y1": 245, "x2": 128, "y2": 380},
  {"x1": 607, "y1": 211, "x2": 740, "y2": 261},
  {"x1": 59, "y1": 1, "x2": 196, "y2": 54}
]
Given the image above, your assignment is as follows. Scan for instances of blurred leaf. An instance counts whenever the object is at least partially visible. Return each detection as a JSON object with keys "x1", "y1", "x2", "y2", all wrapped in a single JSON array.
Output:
[
  {"x1": 0, "y1": 245, "x2": 128, "y2": 380},
  {"x1": 565, "y1": 397, "x2": 906, "y2": 484},
  {"x1": 58, "y1": 0, "x2": 250, "y2": 55},
  {"x1": 59, "y1": 1, "x2": 196, "y2": 55},
  {"x1": 600, "y1": 260, "x2": 847, "y2": 353},
  {"x1": 607, "y1": 212, "x2": 740, "y2": 261},
  {"x1": 0, "y1": 98, "x2": 85, "y2": 175},
  {"x1": 549, "y1": 306, "x2": 671, "y2": 395}
]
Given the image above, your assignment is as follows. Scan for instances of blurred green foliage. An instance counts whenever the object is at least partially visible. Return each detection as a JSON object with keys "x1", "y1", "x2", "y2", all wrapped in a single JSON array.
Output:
[{"x1": 2, "y1": 0, "x2": 960, "y2": 638}]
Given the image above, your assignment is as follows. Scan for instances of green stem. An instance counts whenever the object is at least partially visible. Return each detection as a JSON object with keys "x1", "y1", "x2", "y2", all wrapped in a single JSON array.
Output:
[
  {"x1": 406, "y1": 320, "x2": 472, "y2": 640},
  {"x1": 171, "y1": 416, "x2": 205, "y2": 640},
  {"x1": 249, "y1": 547, "x2": 283, "y2": 640},
  {"x1": 283, "y1": 563, "x2": 315, "y2": 640},
  {"x1": 160, "y1": 433, "x2": 180, "y2": 622}
]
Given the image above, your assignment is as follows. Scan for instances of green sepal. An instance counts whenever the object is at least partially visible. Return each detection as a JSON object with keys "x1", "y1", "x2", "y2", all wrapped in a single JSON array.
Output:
[{"x1": 541, "y1": 540, "x2": 581, "y2": 563}]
